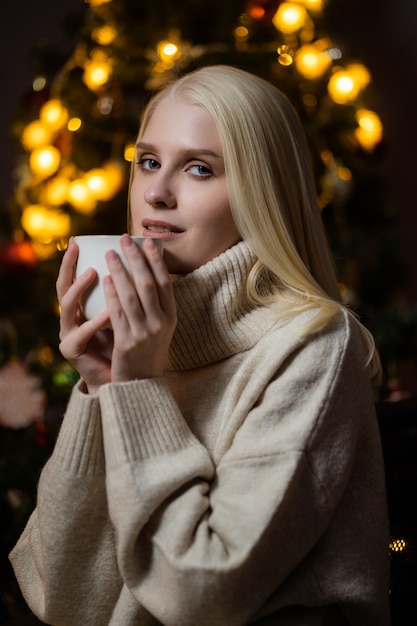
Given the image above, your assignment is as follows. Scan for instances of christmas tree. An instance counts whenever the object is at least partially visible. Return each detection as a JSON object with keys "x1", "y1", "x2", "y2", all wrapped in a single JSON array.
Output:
[{"x1": 0, "y1": 0, "x2": 416, "y2": 620}]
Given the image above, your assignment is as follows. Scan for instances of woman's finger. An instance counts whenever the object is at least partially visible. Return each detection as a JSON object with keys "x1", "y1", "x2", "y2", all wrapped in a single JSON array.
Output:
[
  {"x1": 141, "y1": 238, "x2": 176, "y2": 317},
  {"x1": 56, "y1": 240, "x2": 78, "y2": 302},
  {"x1": 119, "y1": 235, "x2": 174, "y2": 318}
]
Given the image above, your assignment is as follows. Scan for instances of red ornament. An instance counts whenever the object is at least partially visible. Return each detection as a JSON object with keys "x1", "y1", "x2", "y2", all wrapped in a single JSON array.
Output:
[
  {"x1": 0, "y1": 240, "x2": 38, "y2": 276},
  {"x1": 246, "y1": 0, "x2": 280, "y2": 21}
]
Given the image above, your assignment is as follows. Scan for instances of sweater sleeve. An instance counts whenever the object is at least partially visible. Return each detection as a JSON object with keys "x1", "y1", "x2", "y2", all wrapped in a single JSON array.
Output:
[
  {"x1": 98, "y1": 313, "x2": 387, "y2": 626},
  {"x1": 9, "y1": 382, "x2": 122, "y2": 626}
]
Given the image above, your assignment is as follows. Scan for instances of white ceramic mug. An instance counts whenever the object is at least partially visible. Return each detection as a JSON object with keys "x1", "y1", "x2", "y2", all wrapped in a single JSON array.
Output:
[{"x1": 74, "y1": 235, "x2": 163, "y2": 319}]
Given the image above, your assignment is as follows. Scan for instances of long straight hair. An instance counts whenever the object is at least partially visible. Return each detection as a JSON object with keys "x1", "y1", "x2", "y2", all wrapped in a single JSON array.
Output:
[{"x1": 130, "y1": 65, "x2": 380, "y2": 383}]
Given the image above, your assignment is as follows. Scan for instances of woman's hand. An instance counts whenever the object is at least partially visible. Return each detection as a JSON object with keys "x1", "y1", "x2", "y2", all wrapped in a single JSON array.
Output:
[
  {"x1": 56, "y1": 239, "x2": 114, "y2": 395},
  {"x1": 103, "y1": 234, "x2": 177, "y2": 382}
]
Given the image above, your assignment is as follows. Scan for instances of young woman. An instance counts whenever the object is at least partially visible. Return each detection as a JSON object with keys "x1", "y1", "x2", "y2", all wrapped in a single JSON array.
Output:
[{"x1": 10, "y1": 65, "x2": 391, "y2": 625}]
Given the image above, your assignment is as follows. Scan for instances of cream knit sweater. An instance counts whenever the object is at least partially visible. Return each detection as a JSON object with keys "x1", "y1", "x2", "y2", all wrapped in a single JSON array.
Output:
[{"x1": 10, "y1": 242, "x2": 391, "y2": 626}]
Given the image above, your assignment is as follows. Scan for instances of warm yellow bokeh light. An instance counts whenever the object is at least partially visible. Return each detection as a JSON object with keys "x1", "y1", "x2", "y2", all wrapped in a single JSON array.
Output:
[
  {"x1": 40, "y1": 99, "x2": 69, "y2": 131},
  {"x1": 273, "y1": 3, "x2": 307, "y2": 34},
  {"x1": 355, "y1": 109, "x2": 383, "y2": 150},
  {"x1": 42, "y1": 176, "x2": 70, "y2": 206},
  {"x1": 29, "y1": 146, "x2": 61, "y2": 177},
  {"x1": 327, "y1": 63, "x2": 371, "y2": 104},
  {"x1": 234, "y1": 26, "x2": 249, "y2": 40},
  {"x1": 295, "y1": 44, "x2": 331, "y2": 79},
  {"x1": 67, "y1": 117, "x2": 82, "y2": 132},
  {"x1": 21, "y1": 120, "x2": 53, "y2": 151},
  {"x1": 327, "y1": 72, "x2": 356, "y2": 104},
  {"x1": 85, "y1": 0, "x2": 112, "y2": 6},
  {"x1": 21, "y1": 204, "x2": 71, "y2": 241},
  {"x1": 296, "y1": 0, "x2": 324, "y2": 12},
  {"x1": 103, "y1": 161, "x2": 125, "y2": 195},
  {"x1": 84, "y1": 167, "x2": 118, "y2": 201},
  {"x1": 67, "y1": 179, "x2": 97, "y2": 213},
  {"x1": 157, "y1": 40, "x2": 181, "y2": 63},
  {"x1": 277, "y1": 45, "x2": 294, "y2": 67},
  {"x1": 348, "y1": 63, "x2": 371, "y2": 90},
  {"x1": 124, "y1": 143, "x2": 135, "y2": 162},
  {"x1": 83, "y1": 53, "x2": 113, "y2": 90},
  {"x1": 92, "y1": 25, "x2": 117, "y2": 45}
]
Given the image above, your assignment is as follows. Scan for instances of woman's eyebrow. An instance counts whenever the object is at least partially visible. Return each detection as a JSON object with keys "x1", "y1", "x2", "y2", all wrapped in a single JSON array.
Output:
[{"x1": 136, "y1": 141, "x2": 222, "y2": 160}]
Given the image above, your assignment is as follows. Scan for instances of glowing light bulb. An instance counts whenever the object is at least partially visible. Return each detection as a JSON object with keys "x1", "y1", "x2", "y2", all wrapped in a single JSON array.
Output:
[
  {"x1": 21, "y1": 120, "x2": 53, "y2": 150},
  {"x1": 273, "y1": 2, "x2": 307, "y2": 34},
  {"x1": 327, "y1": 64, "x2": 371, "y2": 104},
  {"x1": 29, "y1": 146, "x2": 61, "y2": 177},
  {"x1": 84, "y1": 167, "x2": 118, "y2": 201},
  {"x1": 234, "y1": 26, "x2": 249, "y2": 40},
  {"x1": 83, "y1": 53, "x2": 113, "y2": 91},
  {"x1": 67, "y1": 117, "x2": 82, "y2": 132},
  {"x1": 157, "y1": 40, "x2": 181, "y2": 64},
  {"x1": 92, "y1": 25, "x2": 117, "y2": 45},
  {"x1": 277, "y1": 45, "x2": 294, "y2": 67},
  {"x1": 40, "y1": 99, "x2": 68, "y2": 131},
  {"x1": 67, "y1": 179, "x2": 97, "y2": 213},
  {"x1": 355, "y1": 109, "x2": 383, "y2": 150},
  {"x1": 42, "y1": 176, "x2": 70, "y2": 206},
  {"x1": 21, "y1": 205, "x2": 71, "y2": 241},
  {"x1": 102, "y1": 161, "x2": 125, "y2": 195},
  {"x1": 124, "y1": 143, "x2": 135, "y2": 162},
  {"x1": 295, "y1": 44, "x2": 331, "y2": 79},
  {"x1": 327, "y1": 71, "x2": 356, "y2": 104},
  {"x1": 85, "y1": 0, "x2": 112, "y2": 6},
  {"x1": 298, "y1": 0, "x2": 324, "y2": 12},
  {"x1": 248, "y1": 5, "x2": 265, "y2": 19}
]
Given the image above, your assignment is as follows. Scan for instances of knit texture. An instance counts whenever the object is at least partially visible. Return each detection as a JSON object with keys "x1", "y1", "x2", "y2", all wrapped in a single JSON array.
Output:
[{"x1": 10, "y1": 242, "x2": 391, "y2": 626}]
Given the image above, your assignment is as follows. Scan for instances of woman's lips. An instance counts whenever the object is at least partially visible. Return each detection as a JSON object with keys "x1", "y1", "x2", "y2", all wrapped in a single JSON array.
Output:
[{"x1": 142, "y1": 220, "x2": 184, "y2": 241}]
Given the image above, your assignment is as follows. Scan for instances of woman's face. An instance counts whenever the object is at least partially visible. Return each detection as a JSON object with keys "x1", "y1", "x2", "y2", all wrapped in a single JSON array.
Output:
[{"x1": 130, "y1": 94, "x2": 241, "y2": 275}]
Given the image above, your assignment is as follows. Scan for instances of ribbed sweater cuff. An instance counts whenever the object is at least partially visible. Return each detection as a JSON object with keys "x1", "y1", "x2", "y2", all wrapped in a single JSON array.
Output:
[
  {"x1": 99, "y1": 378, "x2": 199, "y2": 467},
  {"x1": 51, "y1": 381, "x2": 104, "y2": 476}
]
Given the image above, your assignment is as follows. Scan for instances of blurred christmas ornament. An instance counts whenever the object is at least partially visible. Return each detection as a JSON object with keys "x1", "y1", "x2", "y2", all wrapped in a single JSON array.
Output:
[
  {"x1": 0, "y1": 239, "x2": 38, "y2": 275},
  {"x1": 0, "y1": 360, "x2": 46, "y2": 429}
]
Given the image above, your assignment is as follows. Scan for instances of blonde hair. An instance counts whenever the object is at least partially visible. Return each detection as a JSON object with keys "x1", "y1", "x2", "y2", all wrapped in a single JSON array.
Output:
[{"x1": 131, "y1": 65, "x2": 380, "y2": 383}]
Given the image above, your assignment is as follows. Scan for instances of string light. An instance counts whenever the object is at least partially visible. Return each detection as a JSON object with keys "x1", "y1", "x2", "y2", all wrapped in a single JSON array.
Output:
[
  {"x1": 21, "y1": 205, "x2": 71, "y2": 241},
  {"x1": 389, "y1": 538, "x2": 407, "y2": 553},
  {"x1": 67, "y1": 179, "x2": 97, "y2": 213},
  {"x1": 83, "y1": 51, "x2": 113, "y2": 90},
  {"x1": 21, "y1": 121, "x2": 53, "y2": 151},
  {"x1": 355, "y1": 109, "x2": 383, "y2": 150},
  {"x1": 327, "y1": 64, "x2": 370, "y2": 104},
  {"x1": 41, "y1": 176, "x2": 70, "y2": 206},
  {"x1": 13, "y1": 0, "x2": 378, "y2": 253},
  {"x1": 84, "y1": 0, "x2": 112, "y2": 6},
  {"x1": 295, "y1": 43, "x2": 331, "y2": 79},
  {"x1": 248, "y1": 5, "x2": 265, "y2": 20},
  {"x1": 40, "y1": 99, "x2": 68, "y2": 131},
  {"x1": 234, "y1": 26, "x2": 249, "y2": 41},
  {"x1": 29, "y1": 146, "x2": 61, "y2": 177},
  {"x1": 297, "y1": 0, "x2": 324, "y2": 12},
  {"x1": 92, "y1": 25, "x2": 117, "y2": 45},
  {"x1": 278, "y1": 45, "x2": 294, "y2": 67},
  {"x1": 272, "y1": 2, "x2": 307, "y2": 34},
  {"x1": 124, "y1": 143, "x2": 135, "y2": 162},
  {"x1": 67, "y1": 117, "x2": 82, "y2": 132}
]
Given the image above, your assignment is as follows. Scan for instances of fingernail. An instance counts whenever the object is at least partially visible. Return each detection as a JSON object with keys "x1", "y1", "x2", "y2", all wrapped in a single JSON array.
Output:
[
  {"x1": 145, "y1": 238, "x2": 156, "y2": 250},
  {"x1": 122, "y1": 234, "x2": 133, "y2": 246}
]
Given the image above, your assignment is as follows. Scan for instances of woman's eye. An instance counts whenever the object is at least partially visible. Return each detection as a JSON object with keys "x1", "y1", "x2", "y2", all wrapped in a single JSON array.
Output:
[
  {"x1": 189, "y1": 164, "x2": 212, "y2": 178},
  {"x1": 137, "y1": 158, "x2": 160, "y2": 171}
]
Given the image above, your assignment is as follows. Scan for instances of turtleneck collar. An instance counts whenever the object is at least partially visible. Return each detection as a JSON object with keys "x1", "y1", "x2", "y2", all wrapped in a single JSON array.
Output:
[{"x1": 167, "y1": 242, "x2": 278, "y2": 371}]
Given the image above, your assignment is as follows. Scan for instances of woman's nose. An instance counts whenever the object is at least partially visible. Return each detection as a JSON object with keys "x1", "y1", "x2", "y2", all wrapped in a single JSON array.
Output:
[{"x1": 144, "y1": 175, "x2": 176, "y2": 209}]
